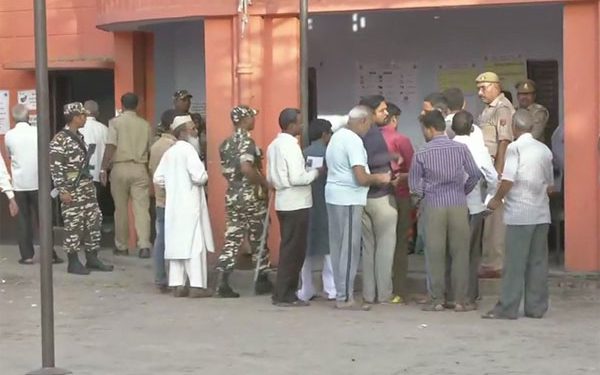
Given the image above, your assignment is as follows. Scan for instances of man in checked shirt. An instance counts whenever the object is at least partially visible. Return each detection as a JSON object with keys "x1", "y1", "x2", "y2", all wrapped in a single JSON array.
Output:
[{"x1": 409, "y1": 111, "x2": 481, "y2": 312}]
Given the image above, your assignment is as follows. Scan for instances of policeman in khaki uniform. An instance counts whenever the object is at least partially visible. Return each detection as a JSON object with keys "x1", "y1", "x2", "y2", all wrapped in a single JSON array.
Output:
[
  {"x1": 216, "y1": 105, "x2": 273, "y2": 298},
  {"x1": 515, "y1": 79, "x2": 549, "y2": 143},
  {"x1": 476, "y1": 72, "x2": 515, "y2": 278},
  {"x1": 100, "y1": 93, "x2": 153, "y2": 259},
  {"x1": 50, "y1": 102, "x2": 114, "y2": 275}
]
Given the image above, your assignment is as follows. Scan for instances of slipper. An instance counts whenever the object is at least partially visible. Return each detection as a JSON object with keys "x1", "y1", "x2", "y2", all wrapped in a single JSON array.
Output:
[
  {"x1": 481, "y1": 310, "x2": 516, "y2": 320},
  {"x1": 18, "y1": 258, "x2": 34, "y2": 265},
  {"x1": 422, "y1": 303, "x2": 444, "y2": 312}
]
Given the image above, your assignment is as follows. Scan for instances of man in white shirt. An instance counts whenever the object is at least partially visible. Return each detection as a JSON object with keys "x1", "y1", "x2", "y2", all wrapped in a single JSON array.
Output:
[
  {"x1": 5, "y1": 104, "x2": 62, "y2": 264},
  {"x1": 483, "y1": 109, "x2": 553, "y2": 320},
  {"x1": 153, "y1": 115, "x2": 214, "y2": 298},
  {"x1": 443, "y1": 88, "x2": 485, "y2": 149},
  {"x1": 325, "y1": 106, "x2": 391, "y2": 311},
  {"x1": 0, "y1": 156, "x2": 18, "y2": 217},
  {"x1": 451, "y1": 111, "x2": 498, "y2": 307},
  {"x1": 79, "y1": 100, "x2": 113, "y2": 221},
  {"x1": 267, "y1": 108, "x2": 320, "y2": 307}
]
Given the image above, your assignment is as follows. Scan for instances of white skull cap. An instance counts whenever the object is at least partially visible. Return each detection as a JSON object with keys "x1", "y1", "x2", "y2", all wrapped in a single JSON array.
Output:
[{"x1": 170, "y1": 115, "x2": 193, "y2": 131}]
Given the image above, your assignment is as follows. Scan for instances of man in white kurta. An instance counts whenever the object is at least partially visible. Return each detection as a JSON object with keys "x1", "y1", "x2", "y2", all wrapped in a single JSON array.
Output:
[{"x1": 153, "y1": 115, "x2": 214, "y2": 298}]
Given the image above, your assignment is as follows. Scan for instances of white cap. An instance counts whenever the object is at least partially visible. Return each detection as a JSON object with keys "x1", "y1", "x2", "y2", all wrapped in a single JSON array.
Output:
[{"x1": 170, "y1": 115, "x2": 192, "y2": 131}]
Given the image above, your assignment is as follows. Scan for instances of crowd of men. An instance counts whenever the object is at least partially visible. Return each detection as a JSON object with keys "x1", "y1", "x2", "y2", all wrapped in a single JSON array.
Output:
[{"x1": 0, "y1": 71, "x2": 561, "y2": 319}]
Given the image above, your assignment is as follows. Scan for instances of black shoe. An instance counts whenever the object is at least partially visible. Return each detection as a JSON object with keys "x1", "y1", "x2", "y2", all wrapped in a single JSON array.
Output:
[
  {"x1": 113, "y1": 248, "x2": 129, "y2": 256},
  {"x1": 254, "y1": 273, "x2": 273, "y2": 295},
  {"x1": 67, "y1": 253, "x2": 90, "y2": 275},
  {"x1": 217, "y1": 284, "x2": 240, "y2": 298},
  {"x1": 138, "y1": 248, "x2": 151, "y2": 259},
  {"x1": 215, "y1": 270, "x2": 240, "y2": 298},
  {"x1": 85, "y1": 251, "x2": 114, "y2": 272}
]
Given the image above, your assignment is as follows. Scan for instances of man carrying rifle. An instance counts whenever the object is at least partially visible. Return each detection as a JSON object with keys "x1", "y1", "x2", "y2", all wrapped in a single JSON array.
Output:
[{"x1": 49, "y1": 102, "x2": 113, "y2": 275}]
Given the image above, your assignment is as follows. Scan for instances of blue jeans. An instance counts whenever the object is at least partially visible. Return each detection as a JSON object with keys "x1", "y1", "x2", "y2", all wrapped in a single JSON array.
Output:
[{"x1": 154, "y1": 207, "x2": 167, "y2": 286}]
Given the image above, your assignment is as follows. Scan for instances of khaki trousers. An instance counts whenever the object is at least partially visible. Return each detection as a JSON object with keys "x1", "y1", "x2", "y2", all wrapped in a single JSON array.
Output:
[
  {"x1": 392, "y1": 196, "x2": 412, "y2": 298},
  {"x1": 361, "y1": 195, "x2": 397, "y2": 303},
  {"x1": 482, "y1": 204, "x2": 506, "y2": 270},
  {"x1": 110, "y1": 162, "x2": 152, "y2": 250},
  {"x1": 425, "y1": 205, "x2": 470, "y2": 305}
]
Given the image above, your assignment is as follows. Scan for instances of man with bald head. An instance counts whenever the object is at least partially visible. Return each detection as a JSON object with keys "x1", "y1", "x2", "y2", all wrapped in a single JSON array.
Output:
[
  {"x1": 483, "y1": 109, "x2": 553, "y2": 320},
  {"x1": 80, "y1": 100, "x2": 112, "y2": 220},
  {"x1": 325, "y1": 106, "x2": 391, "y2": 310},
  {"x1": 476, "y1": 72, "x2": 515, "y2": 279}
]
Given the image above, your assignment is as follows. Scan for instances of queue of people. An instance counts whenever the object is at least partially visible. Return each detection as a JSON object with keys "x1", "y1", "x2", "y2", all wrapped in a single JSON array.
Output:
[{"x1": 0, "y1": 71, "x2": 557, "y2": 320}]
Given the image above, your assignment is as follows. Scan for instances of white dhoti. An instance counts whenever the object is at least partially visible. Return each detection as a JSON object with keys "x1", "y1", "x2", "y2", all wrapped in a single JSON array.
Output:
[
  {"x1": 297, "y1": 255, "x2": 336, "y2": 301},
  {"x1": 168, "y1": 252, "x2": 208, "y2": 288}
]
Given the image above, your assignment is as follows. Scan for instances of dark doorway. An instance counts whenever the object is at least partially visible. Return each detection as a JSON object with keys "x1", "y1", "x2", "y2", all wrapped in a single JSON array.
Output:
[
  {"x1": 526, "y1": 60, "x2": 559, "y2": 147},
  {"x1": 49, "y1": 70, "x2": 116, "y2": 230}
]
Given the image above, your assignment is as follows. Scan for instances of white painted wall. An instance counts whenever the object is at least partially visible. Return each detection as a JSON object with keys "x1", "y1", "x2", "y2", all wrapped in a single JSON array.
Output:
[
  {"x1": 309, "y1": 4, "x2": 563, "y2": 147},
  {"x1": 150, "y1": 20, "x2": 206, "y2": 124}
]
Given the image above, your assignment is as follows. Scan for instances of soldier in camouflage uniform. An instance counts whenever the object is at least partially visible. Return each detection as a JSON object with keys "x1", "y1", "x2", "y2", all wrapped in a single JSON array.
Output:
[
  {"x1": 216, "y1": 105, "x2": 272, "y2": 298},
  {"x1": 50, "y1": 102, "x2": 113, "y2": 275}
]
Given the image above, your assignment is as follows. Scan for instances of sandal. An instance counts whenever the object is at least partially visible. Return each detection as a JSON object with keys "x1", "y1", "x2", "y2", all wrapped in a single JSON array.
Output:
[
  {"x1": 481, "y1": 310, "x2": 516, "y2": 320},
  {"x1": 454, "y1": 304, "x2": 476, "y2": 312},
  {"x1": 18, "y1": 258, "x2": 34, "y2": 265},
  {"x1": 422, "y1": 303, "x2": 444, "y2": 312}
]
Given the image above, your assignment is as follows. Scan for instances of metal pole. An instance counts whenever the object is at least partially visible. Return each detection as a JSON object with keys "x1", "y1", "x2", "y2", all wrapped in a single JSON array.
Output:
[
  {"x1": 300, "y1": 0, "x2": 309, "y2": 147},
  {"x1": 28, "y1": 1, "x2": 70, "y2": 374}
]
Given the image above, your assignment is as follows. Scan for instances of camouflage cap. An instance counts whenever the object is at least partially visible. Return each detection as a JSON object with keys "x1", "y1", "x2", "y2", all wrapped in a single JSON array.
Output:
[
  {"x1": 173, "y1": 90, "x2": 193, "y2": 100},
  {"x1": 475, "y1": 72, "x2": 500, "y2": 84},
  {"x1": 515, "y1": 79, "x2": 536, "y2": 94},
  {"x1": 63, "y1": 102, "x2": 90, "y2": 116},
  {"x1": 231, "y1": 105, "x2": 258, "y2": 123}
]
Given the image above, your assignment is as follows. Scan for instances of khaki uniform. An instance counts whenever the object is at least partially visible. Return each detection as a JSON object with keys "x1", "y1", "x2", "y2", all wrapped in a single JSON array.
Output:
[
  {"x1": 525, "y1": 103, "x2": 549, "y2": 143},
  {"x1": 107, "y1": 110, "x2": 153, "y2": 251},
  {"x1": 478, "y1": 93, "x2": 515, "y2": 271},
  {"x1": 478, "y1": 93, "x2": 515, "y2": 158}
]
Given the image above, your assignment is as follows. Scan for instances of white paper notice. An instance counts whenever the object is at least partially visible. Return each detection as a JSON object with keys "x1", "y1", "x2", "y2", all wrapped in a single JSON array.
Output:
[
  {"x1": 17, "y1": 90, "x2": 37, "y2": 111},
  {"x1": 0, "y1": 90, "x2": 9, "y2": 134},
  {"x1": 306, "y1": 156, "x2": 323, "y2": 170},
  {"x1": 28, "y1": 114, "x2": 37, "y2": 127}
]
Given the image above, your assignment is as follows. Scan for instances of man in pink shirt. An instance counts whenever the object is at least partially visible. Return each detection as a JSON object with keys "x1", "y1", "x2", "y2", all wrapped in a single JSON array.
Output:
[{"x1": 379, "y1": 102, "x2": 415, "y2": 303}]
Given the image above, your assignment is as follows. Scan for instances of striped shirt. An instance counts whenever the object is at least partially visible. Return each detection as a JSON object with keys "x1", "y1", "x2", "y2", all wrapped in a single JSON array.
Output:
[{"x1": 408, "y1": 135, "x2": 481, "y2": 208}]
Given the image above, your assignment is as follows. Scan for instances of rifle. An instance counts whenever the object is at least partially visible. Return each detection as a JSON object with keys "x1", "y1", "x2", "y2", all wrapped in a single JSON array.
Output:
[{"x1": 50, "y1": 141, "x2": 96, "y2": 199}]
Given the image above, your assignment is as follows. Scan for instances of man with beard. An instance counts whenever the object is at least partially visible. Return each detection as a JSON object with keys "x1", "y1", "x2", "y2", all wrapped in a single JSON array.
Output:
[{"x1": 153, "y1": 115, "x2": 214, "y2": 298}]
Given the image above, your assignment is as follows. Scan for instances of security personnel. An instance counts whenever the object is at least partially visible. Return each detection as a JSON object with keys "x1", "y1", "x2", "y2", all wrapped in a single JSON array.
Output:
[
  {"x1": 50, "y1": 102, "x2": 113, "y2": 275},
  {"x1": 173, "y1": 89, "x2": 192, "y2": 115},
  {"x1": 216, "y1": 105, "x2": 272, "y2": 297},
  {"x1": 515, "y1": 79, "x2": 549, "y2": 143},
  {"x1": 476, "y1": 72, "x2": 515, "y2": 279},
  {"x1": 100, "y1": 93, "x2": 153, "y2": 259}
]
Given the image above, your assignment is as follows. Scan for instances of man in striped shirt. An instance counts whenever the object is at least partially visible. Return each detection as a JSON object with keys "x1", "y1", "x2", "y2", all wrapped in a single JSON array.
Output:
[{"x1": 409, "y1": 111, "x2": 481, "y2": 312}]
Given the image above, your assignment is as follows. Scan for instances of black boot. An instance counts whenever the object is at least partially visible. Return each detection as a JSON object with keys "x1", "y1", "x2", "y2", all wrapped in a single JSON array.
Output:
[
  {"x1": 216, "y1": 271, "x2": 240, "y2": 298},
  {"x1": 254, "y1": 272, "x2": 273, "y2": 295},
  {"x1": 85, "y1": 251, "x2": 114, "y2": 272},
  {"x1": 67, "y1": 252, "x2": 90, "y2": 275},
  {"x1": 52, "y1": 250, "x2": 64, "y2": 264}
]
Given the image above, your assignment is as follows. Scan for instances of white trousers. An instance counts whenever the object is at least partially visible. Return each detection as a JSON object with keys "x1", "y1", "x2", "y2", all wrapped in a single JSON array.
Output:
[
  {"x1": 297, "y1": 255, "x2": 336, "y2": 301},
  {"x1": 168, "y1": 252, "x2": 207, "y2": 288}
]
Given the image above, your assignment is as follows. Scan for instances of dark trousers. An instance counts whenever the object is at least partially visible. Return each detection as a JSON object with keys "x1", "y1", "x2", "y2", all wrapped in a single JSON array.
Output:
[
  {"x1": 153, "y1": 207, "x2": 167, "y2": 286},
  {"x1": 94, "y1": 181, "x2": 114, "y2": 219},
  {"x1": 273, "y1": 208, "x2": 309, "y2": 303},
  {"x1": 15, "y1": 191, "x2": 38, "y2": 260}
]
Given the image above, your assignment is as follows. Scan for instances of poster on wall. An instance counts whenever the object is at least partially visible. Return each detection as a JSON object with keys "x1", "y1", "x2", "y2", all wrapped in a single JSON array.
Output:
[
  {"x1": 356, "y1": 62, "x2": 419, "y2": 110},
  {"x1": 0, "y1": 90, "x2": 9, "y2": 134},
  {"x1": 483, "y1": 56, "x2": 527, "y2": 94},
  {"x1": 28, "y1": 114, "x2": 37, "y2": 127},
  {"x1": 437, "y1": 63, "x2": 479, "y2": 95},
  {"x1": 17, "y1": 89, "x2": 37, "y2": 111}
]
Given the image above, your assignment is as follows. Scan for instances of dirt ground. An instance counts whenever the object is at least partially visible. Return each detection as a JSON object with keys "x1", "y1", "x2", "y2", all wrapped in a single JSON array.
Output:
[{"x1": 1, "y1": 245, "x2": 599, "y2": 375}]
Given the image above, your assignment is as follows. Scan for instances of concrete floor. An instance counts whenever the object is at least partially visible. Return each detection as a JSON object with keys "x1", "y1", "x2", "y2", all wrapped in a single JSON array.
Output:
[{"x1": 1, "y1": 246, "x2": 599, "y2": 375}]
